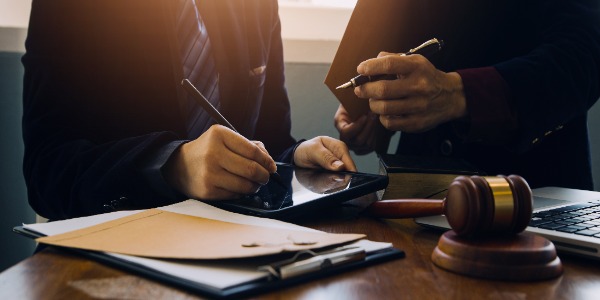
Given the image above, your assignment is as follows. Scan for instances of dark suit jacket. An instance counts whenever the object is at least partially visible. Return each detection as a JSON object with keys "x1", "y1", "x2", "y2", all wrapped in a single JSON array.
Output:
[
  {"x1": 22, "y1": 0, "x2": 297, "y2": 219},
  {"x1": 391, "y1": 0, "x2": 600, "y2": 190}
]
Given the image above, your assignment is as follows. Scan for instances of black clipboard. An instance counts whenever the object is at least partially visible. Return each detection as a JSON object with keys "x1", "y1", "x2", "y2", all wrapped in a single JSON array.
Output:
[{"x1": 13, "y1": 226, "x2": 404, "y2": 299}]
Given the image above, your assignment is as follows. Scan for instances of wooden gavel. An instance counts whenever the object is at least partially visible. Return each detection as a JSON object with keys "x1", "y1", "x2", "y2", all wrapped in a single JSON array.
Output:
[{"x1": 366, "y1": 175, "x2": 533, "y2": 237}]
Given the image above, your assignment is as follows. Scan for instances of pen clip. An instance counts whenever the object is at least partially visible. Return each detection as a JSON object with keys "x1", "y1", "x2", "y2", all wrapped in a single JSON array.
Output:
[
  {"x1": 406, "y1": 38, "x2": 444, "y2": 57},
  {"x1": 258, "y1": 246, "x2": 366, "y2": 280}
]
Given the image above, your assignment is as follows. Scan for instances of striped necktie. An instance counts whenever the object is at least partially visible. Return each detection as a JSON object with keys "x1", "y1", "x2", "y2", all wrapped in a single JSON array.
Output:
[{"x1": 177, "y1": 0, "x2": 220, "y2": 138}]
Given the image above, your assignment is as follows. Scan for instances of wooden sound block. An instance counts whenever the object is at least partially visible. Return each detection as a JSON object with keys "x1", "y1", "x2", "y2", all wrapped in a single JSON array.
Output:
[{"x1": 431, "y1": 230, "x2": 563, "y2": 281}]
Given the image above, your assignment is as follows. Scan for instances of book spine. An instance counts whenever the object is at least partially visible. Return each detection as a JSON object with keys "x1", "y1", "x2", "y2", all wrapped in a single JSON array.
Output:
[{"x1": 376, "y1": 158, "x2": 388, "y2": 200}]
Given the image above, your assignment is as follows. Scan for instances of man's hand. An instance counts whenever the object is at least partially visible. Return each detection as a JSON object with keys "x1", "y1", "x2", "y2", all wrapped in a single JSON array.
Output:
[
  {"x1": 334, "y1": 105, "x2": 396, "y2": 155},
  {"x1": 354, "y1": 52, "x2": 467, "y2": 133},
  {"x1": 293, "y1": 136, "x2": 357, "y2": 172},
  {"x1": 164, "y1": 125, "x2": 277, "y2": 200},
  {"x1": 334, "y1": 105, "x2": 379, "y2": 155}
]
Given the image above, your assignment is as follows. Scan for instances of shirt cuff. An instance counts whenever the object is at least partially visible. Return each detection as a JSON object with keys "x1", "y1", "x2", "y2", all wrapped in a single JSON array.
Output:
[
  {"x1": 456, "y1": 67, "x2": 517, "y2": 143},
  {"x1": 276, "y1": 139, "x2": 306, "y2": 164}
]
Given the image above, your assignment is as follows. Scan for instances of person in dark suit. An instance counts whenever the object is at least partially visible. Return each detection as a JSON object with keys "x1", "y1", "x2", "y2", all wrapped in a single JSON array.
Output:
[
  {"x1": 22, "y1": 0, "x2": 356, "y2": 220},
  {"x1": 335, "y1": 0, "x2": 600, "y2": 190}
]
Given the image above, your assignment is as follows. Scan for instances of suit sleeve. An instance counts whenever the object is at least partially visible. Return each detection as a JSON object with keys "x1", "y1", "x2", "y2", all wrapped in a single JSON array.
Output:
[
  {"x1": 22, "y1": 0, "x2": 186, "y2": 220},
  {"x1": 458, "y1": 0, "x2": 600, "y2": 153}
]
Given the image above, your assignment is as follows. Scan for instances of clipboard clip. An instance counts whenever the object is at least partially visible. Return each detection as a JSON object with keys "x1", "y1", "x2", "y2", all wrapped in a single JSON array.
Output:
[{"x1": 258, "y1": 246, "x2": 366, "y2": 280}]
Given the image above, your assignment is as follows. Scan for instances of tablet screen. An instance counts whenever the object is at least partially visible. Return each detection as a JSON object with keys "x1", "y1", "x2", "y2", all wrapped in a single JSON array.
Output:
[{"x1": 207, "y1": 163, "x2": 388, "y2": 220}]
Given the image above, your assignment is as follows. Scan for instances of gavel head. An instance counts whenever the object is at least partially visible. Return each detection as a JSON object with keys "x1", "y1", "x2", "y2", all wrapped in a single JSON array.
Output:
[{"x1": 445, "y1": 175, "x2": 532, "y2": 237}]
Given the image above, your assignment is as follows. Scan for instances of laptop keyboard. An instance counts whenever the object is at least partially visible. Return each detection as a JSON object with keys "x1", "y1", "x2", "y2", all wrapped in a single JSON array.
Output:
[{"x1": 529, "y1": 200, "x2": 600, "y2": 238}]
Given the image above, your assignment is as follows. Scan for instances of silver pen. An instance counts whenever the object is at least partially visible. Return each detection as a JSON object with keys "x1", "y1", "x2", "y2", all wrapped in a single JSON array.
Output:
[{"x1": 258, "y1": 246, "x2": 366, "y2": 279}]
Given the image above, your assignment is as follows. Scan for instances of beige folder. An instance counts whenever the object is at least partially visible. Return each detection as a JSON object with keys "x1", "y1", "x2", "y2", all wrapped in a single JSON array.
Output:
[{"x1": 37, "y1": 209, "x2": 364, "y2": 259}]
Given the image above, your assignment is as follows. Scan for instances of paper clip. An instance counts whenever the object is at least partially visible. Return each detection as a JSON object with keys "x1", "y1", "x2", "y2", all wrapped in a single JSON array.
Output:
[{"x1": 258, "y1": 246, "x2": 366, "y2": 279}]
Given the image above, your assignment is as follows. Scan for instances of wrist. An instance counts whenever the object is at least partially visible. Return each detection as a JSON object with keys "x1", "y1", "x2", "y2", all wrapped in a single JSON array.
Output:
[
  {"x1": 292, "y1": 141, "x2": 305, "y2": 166},
  {"x1": 290, "y1": 139, "x2": 306, "y2": 166},
  {"x1": 163, "y1": 142, "x2": 189, "y2": 197},
  {"x1": 447, "y1": 71, "x2": 468, "y2": 120}
]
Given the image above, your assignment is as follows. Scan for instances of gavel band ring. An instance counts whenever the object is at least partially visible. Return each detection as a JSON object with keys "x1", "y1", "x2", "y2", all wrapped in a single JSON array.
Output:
[{"x1": 484, "y1": 176, "x2": 514, "y2": 231}]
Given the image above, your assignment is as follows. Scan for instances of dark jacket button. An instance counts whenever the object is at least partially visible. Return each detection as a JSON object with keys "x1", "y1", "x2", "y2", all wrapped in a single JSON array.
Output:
[
  {"x1": 110, "y1": 199, "x2": 120, "y2": 210},
  {"x1": 103, "y1": 204, "x2": 115, "y2": 212}
]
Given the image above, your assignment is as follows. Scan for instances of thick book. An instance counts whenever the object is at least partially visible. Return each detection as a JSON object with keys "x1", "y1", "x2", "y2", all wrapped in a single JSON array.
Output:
[{"x1": 377, "y1": 154, "x2": 482, "y2": 200}]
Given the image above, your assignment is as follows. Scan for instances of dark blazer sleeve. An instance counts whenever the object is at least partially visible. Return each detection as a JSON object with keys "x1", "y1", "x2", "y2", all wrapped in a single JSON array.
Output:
[
  {"x1": 451, "y1": 0, "x2": 600, "y2": 153},
  {"x1": 395, "y1": 0, "x2": 599, "y2": 190},
  {"x1": 490, "y1": 0, "x2": 600, "y2": 153},
  {"x1": 22, "y1": 1, "x2": 187, "y2": 220}
]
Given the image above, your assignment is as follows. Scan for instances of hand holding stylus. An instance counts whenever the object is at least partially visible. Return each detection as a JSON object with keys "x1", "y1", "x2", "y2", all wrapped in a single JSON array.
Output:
[
  {"x1": 181, "y1": 79, "x2": 287, "y2": 187},
  {"x1": 167, "y1": 80, "x2": 357, "y2": 200},
  {"x1": 161, "y1": 80, "x2": 279, "y2": 200},
  {"x1": 164, "y1": 125, "x2": 278, "y2": 200}
]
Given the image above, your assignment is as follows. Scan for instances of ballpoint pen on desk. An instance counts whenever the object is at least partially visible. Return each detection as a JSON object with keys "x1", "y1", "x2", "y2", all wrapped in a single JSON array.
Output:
[
  {"x1": 336, "y1": 38, "x2": 444, "y2": 89},
  {"x1": 181, "y1": 79, "x2": 286, "y2": 187}
]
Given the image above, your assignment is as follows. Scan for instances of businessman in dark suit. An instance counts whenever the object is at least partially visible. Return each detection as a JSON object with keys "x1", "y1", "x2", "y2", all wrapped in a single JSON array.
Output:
[
  {"x1": 22, "y1": 0, "x2": 355, "y2": 220},
  {"x1": 335, "y1": 0, "x2": 600, "y2": 190}
]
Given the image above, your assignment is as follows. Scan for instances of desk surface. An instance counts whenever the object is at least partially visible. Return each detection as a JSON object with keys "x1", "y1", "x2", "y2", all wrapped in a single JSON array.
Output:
[{"x1": 2, "y1": 208, "x2": 600, "y2": 299}]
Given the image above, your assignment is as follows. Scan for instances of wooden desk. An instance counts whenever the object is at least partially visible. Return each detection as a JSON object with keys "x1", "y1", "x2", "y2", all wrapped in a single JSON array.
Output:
[{"x1": 2, "y1": 212, "x2": 600, "y2": 299}]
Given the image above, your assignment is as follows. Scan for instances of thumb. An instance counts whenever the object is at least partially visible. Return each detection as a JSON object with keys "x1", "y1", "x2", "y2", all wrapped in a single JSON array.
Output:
[
  {"x1": 321, "y1": 151, "x2": 345, "y2": 171},
  {"x1": 318, "y1": 137, "x2": 357, "y2": 172}
]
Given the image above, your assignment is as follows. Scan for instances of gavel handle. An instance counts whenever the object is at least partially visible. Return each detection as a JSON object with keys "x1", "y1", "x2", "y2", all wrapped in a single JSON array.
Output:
[{"x1": 365, "y1": 199, "x2": 445, "y2": 218}]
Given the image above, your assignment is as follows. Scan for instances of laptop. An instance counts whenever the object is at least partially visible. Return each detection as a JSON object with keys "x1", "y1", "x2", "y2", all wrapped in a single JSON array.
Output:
[{"x1": 415, "y1": 187, "x2": 600, "y2": 259}]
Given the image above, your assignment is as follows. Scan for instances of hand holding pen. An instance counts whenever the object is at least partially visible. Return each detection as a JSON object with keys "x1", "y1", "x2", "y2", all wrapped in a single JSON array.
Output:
[
  {"x1": 336, "y1": 38, "x2": 444, "y2": 89},
  {"x1": 334, "y1": 37, "x2": 468, "y2": 146}
]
